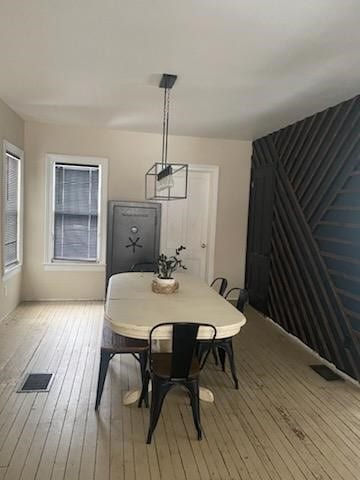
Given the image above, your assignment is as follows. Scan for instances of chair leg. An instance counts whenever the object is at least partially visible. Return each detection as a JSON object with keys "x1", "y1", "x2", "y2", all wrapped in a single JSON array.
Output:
[
  {"x1": 146, "y1": 378, "x2": 172, "y2": 444},
  {"x1": 186, "y1": 381, "x2": 202, "y2": 440},
  {"x1": 95, "y1": 350, "x2": 111, "y2": 410},
  {"x1": 212, "y1": 346, "x2": 219, "y2": 366},
  {"x1": 138, "y1": 351, "x2": 149, "y2": 408},
  {"x1": 220, "y1": 340, "x2": 239, "y2": 389},
  {"x1": 196, "y1": 341, "x2": 206, "y2": 363},
  {"x1": 138, "y1": 369, "x2": 150, "y2": 408},
  {"x1": 218, "y1": 347, "x2": 226, "y2": 371}
]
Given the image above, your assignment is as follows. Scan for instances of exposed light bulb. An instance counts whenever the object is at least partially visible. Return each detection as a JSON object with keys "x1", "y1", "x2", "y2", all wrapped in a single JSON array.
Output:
[
  {"x1": 157, "y1": 165, "x2": 174, "y2": 191},
  {"x1": 157, "y1": 173, "x2": 174, "y2": 191}
]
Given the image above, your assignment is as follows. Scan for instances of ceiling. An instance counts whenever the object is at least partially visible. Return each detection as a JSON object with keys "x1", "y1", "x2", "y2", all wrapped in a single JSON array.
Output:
[{"x1": 0, "y1": 0, "x2": 359, "y2": 140}]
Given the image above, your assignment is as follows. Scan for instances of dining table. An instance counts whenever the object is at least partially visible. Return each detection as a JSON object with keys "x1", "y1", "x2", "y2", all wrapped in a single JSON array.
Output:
[{"x1": 104, "y1": 271, "x2": 247, "y2": 404}]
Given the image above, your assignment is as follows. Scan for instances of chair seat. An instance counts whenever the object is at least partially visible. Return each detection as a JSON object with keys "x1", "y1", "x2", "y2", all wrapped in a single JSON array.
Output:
[
  {"x1": 101, "y1": 324, "x2": 148, "y2": 353},
  {"x1": 151, "y1": 353, "x2": 200, "y2": 379}
]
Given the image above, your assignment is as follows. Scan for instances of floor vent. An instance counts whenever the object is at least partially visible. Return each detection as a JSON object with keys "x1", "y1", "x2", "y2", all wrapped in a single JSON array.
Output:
[
  {"x1": 18, "y1": 373, "x2": 53, "y2": 392},
  {"x1": 310, "y1": 365, "x2": 343, "y2": 381}
]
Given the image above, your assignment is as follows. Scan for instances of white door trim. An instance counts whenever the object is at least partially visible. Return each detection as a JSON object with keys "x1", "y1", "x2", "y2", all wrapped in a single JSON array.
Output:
[{"x1": 188, "y1": 164, "x2": 219, "y2": 284}]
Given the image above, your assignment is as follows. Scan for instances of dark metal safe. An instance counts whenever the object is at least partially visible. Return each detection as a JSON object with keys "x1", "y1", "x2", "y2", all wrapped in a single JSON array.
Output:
[{"x1": 106, "y1": 201, "x2": 161, "y2": 286}]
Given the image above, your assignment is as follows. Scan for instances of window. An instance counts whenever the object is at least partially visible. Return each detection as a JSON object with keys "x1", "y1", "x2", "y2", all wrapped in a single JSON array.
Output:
[
  {"x1": 54, "y1": 163, "x2": 99, "y2": 261},
  {"x1": 45, "y1": 155, "x2": 107, "y2": 270},
  {"x1": 2, "y1": 141, "x2": 23, "y2": 277}
]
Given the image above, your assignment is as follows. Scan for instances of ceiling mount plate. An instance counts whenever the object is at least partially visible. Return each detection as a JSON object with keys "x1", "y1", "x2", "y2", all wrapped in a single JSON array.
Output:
[{"x1": 159, "y1": 74, "x2": 177, "y2": 89}]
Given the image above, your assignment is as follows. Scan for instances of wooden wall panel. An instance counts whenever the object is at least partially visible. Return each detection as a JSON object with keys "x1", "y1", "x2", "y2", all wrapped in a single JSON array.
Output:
[{"x1": 249, "y1": 95, "x2": 360, "y2": 380}]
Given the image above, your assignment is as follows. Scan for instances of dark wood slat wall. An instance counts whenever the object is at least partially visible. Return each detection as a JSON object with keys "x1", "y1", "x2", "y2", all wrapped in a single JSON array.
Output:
[{"x1": 250, "y1": 95, "x2": 360, "y2": 380}]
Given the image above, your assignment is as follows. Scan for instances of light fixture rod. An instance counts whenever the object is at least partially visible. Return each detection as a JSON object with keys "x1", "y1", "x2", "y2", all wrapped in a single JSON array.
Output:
[
  {"x1": 145, "y1": 73, "x2": 187, "y2": 201},
  {"x1": 164, "y1": 87, "x2": 170, "y2": 168},
  {"x1": 159, "y1": 74, "x2": 177, "y2": 170},
  {"x1": 161, "y1": 86, "x2": 167, "y2": 168}
]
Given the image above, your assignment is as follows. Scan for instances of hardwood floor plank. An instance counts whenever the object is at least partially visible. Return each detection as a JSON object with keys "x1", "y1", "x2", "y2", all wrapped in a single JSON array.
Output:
[
  {"x1": 203, "y1": 373, "x2": 284, "y2": 480},
  {"x1": 0, "y1": 301, "x2": 358, "y2": 480},
  {"x1": 0, "y1": 394, "x2": 27, "y2": 458},
  {"x1": 78, "y1": 307, "x2": 103, "y2": 480},
  {"x1": 4, "y1": 305, "x2": 78, "y2": 480},
  {"x1": 151, "y1": 410, "x2": 176, "y2": 479},
  {"x1": 238, "y1": 309, "x2": 359, "y2": 480},
  {"x1": 232, "y1": 354, "x2": 335, "y2": 480},
  {"x1": 94, "y1": 344, "x2": 111, "y2": 480},
  {"x1": 128, "y1": 360, "x2": 152, "y2": 480},
  {"x1": 34, "y1": 304, "x2": 93, "y2": 480},
  {"x1": 179, "y1": 403, "x2": 215, "y2": 480},
  {"x1": 51, "y1": 304, "x2": 97, "y2": 480},
  {"x1": 202, "y1": 367, "x2": 282, "y2": 480},
  {"x1": 246, "y1": 316, "x2": 360, "y2": 451},
  {"x1": 0, "y1": 393, "x2": 37, "y2": 468},
  {"x1": 19, "y1": 304, "x2": 84, "y2": 480},
  {"x1": 63, "y1": 306, "x2": 101, "y2": 480},
  {"x1": 166, "y1": 399, "x2": 202, "y2": 480},
  {"x1": 161, "y1": 400, "x2": 191, "y2": 480},
  {"x1": 192, "y1": 402, "x2": 236, "y2": 479},
  {"x1": 109, "y1": 356, "x2": 126, "y2": 480}
]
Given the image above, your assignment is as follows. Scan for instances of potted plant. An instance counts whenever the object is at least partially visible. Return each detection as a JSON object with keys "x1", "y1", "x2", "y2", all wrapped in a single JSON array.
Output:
[{"x1": 152, "y1": 246, "x2": 187, "y2": 294}]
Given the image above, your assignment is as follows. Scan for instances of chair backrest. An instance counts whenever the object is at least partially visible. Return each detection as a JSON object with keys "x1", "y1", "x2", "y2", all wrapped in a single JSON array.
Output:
[
  {"x1": 149, "y1": 322, "x2": 217, "y2": 379},
  {"x1": 236, "y1": 289, "x2": 249, "y2": 312},
  {"x1": 130, "y1": 262, "x2": 156, "y2": 272},
  {"x1": 210, "y1": 277, "x2": 228, "y2": 297},
  {"x1": 225, "y1": 288, "x2": 249, "y2": 312}
]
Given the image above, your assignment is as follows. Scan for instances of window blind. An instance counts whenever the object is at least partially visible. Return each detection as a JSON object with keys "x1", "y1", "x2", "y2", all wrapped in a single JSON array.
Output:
[
  {"x1": 53, "y1": 163, "x2": 99, "y2": 261},
  {"x1": 4, "y1": 153, "x2": 19, "y2": 268}
]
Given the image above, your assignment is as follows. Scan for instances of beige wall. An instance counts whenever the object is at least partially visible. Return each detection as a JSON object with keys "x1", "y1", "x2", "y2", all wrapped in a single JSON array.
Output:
[
  {"x1": 23, "y1": 122, "x2": 251, "y2": 300},
  {"x1": 0, "y1": 99, "x2": 24, "y2": 320}
]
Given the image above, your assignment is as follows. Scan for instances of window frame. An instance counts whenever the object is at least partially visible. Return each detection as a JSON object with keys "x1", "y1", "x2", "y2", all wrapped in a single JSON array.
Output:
[
  {"x1": 44, "y1": 154, "x2": 108, "y2": 271},
  {"x1": 2, "y1": 141, "x2": 24, "y2": 280}
]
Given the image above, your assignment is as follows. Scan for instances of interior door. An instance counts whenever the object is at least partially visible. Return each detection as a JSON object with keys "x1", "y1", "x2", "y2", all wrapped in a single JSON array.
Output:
[
  {"x1": 160, "y1": 169, "x2": 213, "y2": 281},
  {"x1": 245, "y1": 164, "x2": 275, "y2": 313}
]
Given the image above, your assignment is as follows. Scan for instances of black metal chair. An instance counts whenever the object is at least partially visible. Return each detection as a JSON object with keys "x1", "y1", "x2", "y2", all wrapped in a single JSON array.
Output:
[
  {"x1": 139, "y1": 322, "x2": 217, "y2": 444},
  {"x1": 225, "y1": 287, "x2": 249, "y2": 312},
  {"x1": 95, "y1": 324, "x2": 149, "y2": 410},
  {"x1": 210, "y1": 277, "x2": 228, "y2": 364},
  {"x1": 130, "y1": 262, "x2": 156, "y2": 272},
  {"x1": 212, "y1": 288, "x2": 249, "y2": 389},
  {"x1": 210, "y1": 277, "x2": 228, "y2": 297}
]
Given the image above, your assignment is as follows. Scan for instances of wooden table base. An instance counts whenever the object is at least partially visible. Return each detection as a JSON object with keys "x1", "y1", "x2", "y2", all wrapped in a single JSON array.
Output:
[{"x1": 122, "y1": 386, "x2": 214, "y2": 405}]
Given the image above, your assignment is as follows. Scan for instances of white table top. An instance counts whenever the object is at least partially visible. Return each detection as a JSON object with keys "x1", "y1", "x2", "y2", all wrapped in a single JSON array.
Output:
[{"x1": 105, "y1": 272, "x2": 247, "y2": 340}]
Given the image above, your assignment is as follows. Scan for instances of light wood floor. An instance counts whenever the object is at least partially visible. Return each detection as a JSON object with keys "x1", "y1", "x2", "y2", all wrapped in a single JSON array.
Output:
[{"x1": 0, "y1": 302, "x2": 359, "y2": 480}]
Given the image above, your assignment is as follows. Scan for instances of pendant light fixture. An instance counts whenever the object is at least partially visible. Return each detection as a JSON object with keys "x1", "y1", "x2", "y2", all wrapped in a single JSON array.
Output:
[{"x1": 145, "y1": 73, "x2": 188, "y2": 200}]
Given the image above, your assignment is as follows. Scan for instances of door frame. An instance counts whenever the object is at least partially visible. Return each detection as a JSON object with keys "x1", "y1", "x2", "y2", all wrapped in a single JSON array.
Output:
[{"x1": 188, "y1": 164, "x2": 219, "y2": 284}]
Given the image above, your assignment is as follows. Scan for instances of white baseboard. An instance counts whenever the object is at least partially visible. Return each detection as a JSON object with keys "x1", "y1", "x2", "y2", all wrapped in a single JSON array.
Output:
[
  {"x1": 1, "y1": 299, "x2": 104, "y2": 323},
  {"x1": 25, "y1": 298, "x2": 105, "y2": 302},
  {"x1": 259, "y1": 310, "x2": 360, "y2": 387}
]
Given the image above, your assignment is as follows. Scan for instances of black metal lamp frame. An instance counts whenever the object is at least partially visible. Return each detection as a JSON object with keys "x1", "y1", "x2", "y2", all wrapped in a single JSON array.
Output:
[
  {"x1": 145, "y1": 74, "x2": 189, "y2": 201},
  {"x1": 145, "y1": 162, "x2": 188, "y2": 200}
]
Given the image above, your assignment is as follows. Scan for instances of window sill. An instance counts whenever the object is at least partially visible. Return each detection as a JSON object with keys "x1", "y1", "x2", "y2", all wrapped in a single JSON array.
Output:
[
  {"x1": 43, "y1": 262, "x2": 106, "y2": 272},
  {"x1": 3, "y1": 264, "x2": 22, "y2": 281}
]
